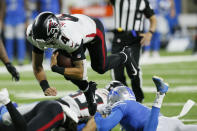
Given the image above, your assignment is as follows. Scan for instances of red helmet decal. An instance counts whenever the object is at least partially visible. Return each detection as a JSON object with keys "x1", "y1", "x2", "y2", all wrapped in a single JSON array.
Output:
[{"x1": 47, "y1": 18, "x2": 59, "y2": 36}]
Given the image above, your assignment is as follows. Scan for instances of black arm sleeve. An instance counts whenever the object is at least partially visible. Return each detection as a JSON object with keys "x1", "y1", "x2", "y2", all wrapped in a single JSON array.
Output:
[
  {"x1": 5, "y1": 102, "x2": 27, "y2": 131},
  {"x1": 32, "y1": 45, "x2": 44, "y2": 54},
  {"x1": 143, "y1": 0, "x2": 155, "y2": 18}
]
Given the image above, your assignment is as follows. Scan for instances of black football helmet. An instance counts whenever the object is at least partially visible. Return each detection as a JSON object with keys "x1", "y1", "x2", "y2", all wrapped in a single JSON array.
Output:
[
  {"x1": 32, "y1": 12, "x2": 60, "y2": 43},
  {"x1": 105, "y1": 80, "x2": 125, "y2": 92}
]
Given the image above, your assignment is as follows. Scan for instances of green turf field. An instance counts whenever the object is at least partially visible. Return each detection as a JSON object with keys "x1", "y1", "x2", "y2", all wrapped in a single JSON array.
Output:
[{"x1": 0, "y1": 50, "x2": 197, "y2": 130}]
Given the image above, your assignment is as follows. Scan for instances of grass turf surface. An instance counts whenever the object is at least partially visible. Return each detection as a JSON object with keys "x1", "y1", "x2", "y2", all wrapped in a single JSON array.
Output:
[{"x1": 0, "y1": 50, "x2": 197, "y2": 130}]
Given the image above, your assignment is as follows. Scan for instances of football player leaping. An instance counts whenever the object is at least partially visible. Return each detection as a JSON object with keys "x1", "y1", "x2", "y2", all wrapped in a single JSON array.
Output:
[{"x1": 26, "y1": 12, "x2": 138, "y2": 115}]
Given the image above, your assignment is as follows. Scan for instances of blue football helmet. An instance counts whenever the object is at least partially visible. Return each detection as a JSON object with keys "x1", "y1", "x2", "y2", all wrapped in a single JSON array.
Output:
[{"x1": 107, "y1": 86, "x2": 136, "y2": 105}]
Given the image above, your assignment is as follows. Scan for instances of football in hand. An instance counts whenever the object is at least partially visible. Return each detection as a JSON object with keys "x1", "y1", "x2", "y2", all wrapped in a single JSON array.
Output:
[{"x1": 57, "y1": 53, "x2": 73, "y2": 68}]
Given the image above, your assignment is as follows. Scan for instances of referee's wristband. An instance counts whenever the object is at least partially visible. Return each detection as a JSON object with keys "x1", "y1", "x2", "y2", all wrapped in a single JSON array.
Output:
[
  {"x1": 149, "y1": 30, "x2": 154, "y2": 35},
  {"x1": 40, "y1": 80, "x2": 50, "y2": 92},
  {"x1": 51, "y1": 65, "x2": 65, "y2": 75}
]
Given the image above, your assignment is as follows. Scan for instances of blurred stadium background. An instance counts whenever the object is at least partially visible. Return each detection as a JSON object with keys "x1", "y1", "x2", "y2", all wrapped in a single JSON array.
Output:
[{"x1": 0, "y1": 0, "x2": 197, "y2": 130}]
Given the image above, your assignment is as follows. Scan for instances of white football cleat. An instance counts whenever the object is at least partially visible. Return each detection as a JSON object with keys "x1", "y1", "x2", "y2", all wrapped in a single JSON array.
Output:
[{"x1": 0, "y1": 88, "x2": 10, "y2": 105}]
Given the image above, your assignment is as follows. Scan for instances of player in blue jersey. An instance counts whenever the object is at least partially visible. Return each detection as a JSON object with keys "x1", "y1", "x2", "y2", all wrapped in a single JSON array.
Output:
[
  {"x1": 1, "y1": 0, "x2": 28, "y2": 65},
  {"x1": 82, "y1": 76, "x2": 167, "y2": 131},
  {"x1": 83, "y1": 76, "x2": 197, "y2": 131}
]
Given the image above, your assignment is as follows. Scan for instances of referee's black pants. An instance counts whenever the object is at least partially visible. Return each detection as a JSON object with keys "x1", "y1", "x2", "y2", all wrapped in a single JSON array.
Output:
[{"x1": 111, "y1": 32, "x2": 144, "y2": 102}]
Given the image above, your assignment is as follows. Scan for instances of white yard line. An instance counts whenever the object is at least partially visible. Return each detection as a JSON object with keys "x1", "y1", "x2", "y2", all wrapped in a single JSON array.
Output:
[
  {"x1": 143, "y1": 86, "x2": 197, "y2": 93},
  {"x1": 0, "y1": 55, "x2": 197, "y2": 73},
  {"x1": 140, "y1": 55, "x2": 197, "y2": 65},
  {"x1": 144, "y1": 102, "x2": 197, "y2": 107},
  {"x1": 10, "y1": 86, "x2": 197, "y2": 99},
  {"x1": 12, "y1": 91, "x2": 73, "y2": 99},
  {"x1": 1, "y1": 79, "x2": 196, "y2": 93},
  {"x1": 181, "y1": 119, "x2": 197, "y2": 122}
]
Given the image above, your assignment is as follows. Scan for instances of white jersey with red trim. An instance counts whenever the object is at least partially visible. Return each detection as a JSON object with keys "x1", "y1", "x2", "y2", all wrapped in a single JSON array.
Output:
[
  {"x1": 1, "y1": 89, "x2": 108, "y2": 125},
  {"x1": 26, "y1": 14, "x2": 96, "y2": 53},
  {"x1": 60, "y1": 89, "x2": 108, "y2": 118}
]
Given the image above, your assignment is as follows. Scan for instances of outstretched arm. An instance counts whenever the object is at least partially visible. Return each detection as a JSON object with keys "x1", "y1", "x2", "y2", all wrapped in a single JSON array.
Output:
[
  {"x1": 82, "y1": 117, "x2": 97, "y2": 131},
  {"x1": 32, "y1": 51, "x2": 57, "y2": 96},
  {"x1": 82, "y1": 109, "x2": 123, "y2": 131}
]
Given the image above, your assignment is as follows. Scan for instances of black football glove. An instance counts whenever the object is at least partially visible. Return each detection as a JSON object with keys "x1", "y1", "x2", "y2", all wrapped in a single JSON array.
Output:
[{"x1": 5, "y1": 63, "x2": 20, "y2": 81}]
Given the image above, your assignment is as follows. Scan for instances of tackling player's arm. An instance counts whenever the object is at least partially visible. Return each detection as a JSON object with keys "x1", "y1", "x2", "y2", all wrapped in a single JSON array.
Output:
[
  {"x1": 82, "y1": 117, "x2": 97, "y2": 131},
  {"x1": 82, "y1": 109, "x2": 123, "y2": 131}
]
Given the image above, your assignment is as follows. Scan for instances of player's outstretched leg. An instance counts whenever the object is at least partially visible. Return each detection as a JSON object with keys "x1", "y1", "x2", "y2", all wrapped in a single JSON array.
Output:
[
  {"x1": 152, "y1": 76, "x2": 169, "y2": 95},
  {"x1": 84, "y1": 81, "x2": 97, "y2": 116},
  {"x1": 144, "y1": 76, "x2": 169, "y2": 131},
  {"x1": 120, "y1": 46, "x2": 139, "y2": 76}
]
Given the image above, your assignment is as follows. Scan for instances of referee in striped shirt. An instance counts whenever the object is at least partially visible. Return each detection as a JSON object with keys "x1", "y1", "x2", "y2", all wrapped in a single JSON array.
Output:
[{"x1": 108, "y1": 0, "x2": 157, "y2": 102}]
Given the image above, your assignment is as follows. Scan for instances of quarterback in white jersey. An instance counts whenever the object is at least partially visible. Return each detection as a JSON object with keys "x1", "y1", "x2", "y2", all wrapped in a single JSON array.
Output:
[
  {"x1": 26, "y1": 12, "x2": 138, "y2": 116},
  {"x1": 26, "y1": 11, "x2": 138, "y2": 98},
  {"x1": 27, "y1": 14, "x2": 96, "y2": 53}
]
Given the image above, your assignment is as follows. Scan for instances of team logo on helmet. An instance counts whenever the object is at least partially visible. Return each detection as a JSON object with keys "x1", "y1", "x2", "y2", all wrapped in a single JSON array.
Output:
[{"x1": 47, "y1": 18, "x2": 59, "y2": 37}]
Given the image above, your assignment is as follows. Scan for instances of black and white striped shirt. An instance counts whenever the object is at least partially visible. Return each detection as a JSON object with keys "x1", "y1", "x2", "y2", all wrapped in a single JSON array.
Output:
[{"x1": 110, "y1": 0, "x2": 154, "y2": 32}]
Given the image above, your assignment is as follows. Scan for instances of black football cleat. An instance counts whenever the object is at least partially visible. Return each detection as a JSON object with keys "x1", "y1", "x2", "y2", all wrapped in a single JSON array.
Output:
[
  {"x1": 120, "y1": 46, "x2": 139, "y2": 75},
  {"x1": 84, "y1": 81, "x2": 97, "y2": 116}
]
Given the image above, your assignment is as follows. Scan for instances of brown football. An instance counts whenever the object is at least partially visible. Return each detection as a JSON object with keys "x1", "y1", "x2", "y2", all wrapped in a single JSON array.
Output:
[{"x1": 57, "y1": 53, "x2": 73, "y2": 68}]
